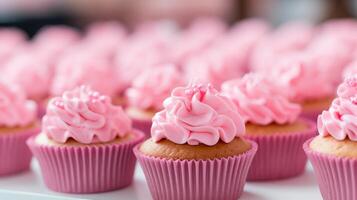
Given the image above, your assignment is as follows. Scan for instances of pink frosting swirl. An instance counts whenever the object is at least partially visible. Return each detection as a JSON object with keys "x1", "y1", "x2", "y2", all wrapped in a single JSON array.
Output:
[
  {"x1": 0, "y1": 82, "x2": 37, "y2": 127},
  {"x1": 318, "y1": 75, "x2": 357, "y2": 141},
  {"x1": 151, "y1": 83, "x2": 245, "y2": 146},
  {"x1": 126, "y1": 64, "x2": 182, "y2": 110},
  {"x1": 222, "y1": 74, "x2": 301, "y2": 125},
  {"x1": 43, "y1": 86, "x2": 132, "y2": 144}
]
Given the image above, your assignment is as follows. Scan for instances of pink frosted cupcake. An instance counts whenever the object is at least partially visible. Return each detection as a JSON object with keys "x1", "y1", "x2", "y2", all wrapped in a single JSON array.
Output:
[
  {"x1": 135, "y1": 83, "x2": 257, "y2": 200},
  {"x1": 125, "y1": 64, "x2": 182, "y2": 135},
  {"x1": 27, "y1": 86, "x2": 144, "y2": 193},
  {"x1": 305, "y1": 75, "x2": 357, "y2": 200},
  {"x1": 270, "y1": 54, "x2": 336, "y2": 120},
  {"x1": 222, "y1": 73, "x2": 316, "y2": 180},
  {"x1": 1, "y1": 52, "x2": 52, "y2": 117},
  {"x1": 0, "y1": 82, "x2": 39, "y2": 176}
]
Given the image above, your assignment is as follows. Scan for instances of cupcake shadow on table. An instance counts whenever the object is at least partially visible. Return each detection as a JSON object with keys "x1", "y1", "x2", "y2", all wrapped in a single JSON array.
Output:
[
  {"x1": 27, "y1": 85, "x2": 145, "y2": 194},
  {"x1": 135, "y1": 83, "x2": 257, "y2": 200}
]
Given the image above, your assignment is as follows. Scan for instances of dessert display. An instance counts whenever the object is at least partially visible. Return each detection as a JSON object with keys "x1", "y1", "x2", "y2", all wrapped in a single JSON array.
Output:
[
  {"x1": 0, "y1": 16, "x2": 356, "y2": 199},
  {"x1": 27, "y1": 86, "x2": 145, "y2": 193},
  {"x1": 135, "y1": 83, "x2": 257, "y2": 200},
  {"x1": 222, "y1": 73, "x2": 316, "y2": 180},
  {"x1": 305, "y1": 75, "x2": 357, "y2": 200}
]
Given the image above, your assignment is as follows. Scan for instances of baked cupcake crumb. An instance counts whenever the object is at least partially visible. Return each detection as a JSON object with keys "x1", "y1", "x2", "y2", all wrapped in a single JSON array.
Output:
[
  {"x1": 310, "y1": 135, "x2": 357, "y2": 158},
  {"x1": 140, "y1": 137, "x2": 251, "y2": 160}
]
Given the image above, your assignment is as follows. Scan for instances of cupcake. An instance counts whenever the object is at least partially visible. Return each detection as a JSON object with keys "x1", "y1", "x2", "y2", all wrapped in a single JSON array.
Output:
[
  {"x1": 0, "y1": 82, "x2": 39, "y2": 176},
  {"x1": 125, "y1": 64, "x2": 182, "y2": 136},
  {"x1": 27, "y1": 86, "x2": 145, "y2": 193},
  {"x1": 221, "y1": 73, "x2": 316, "y2": 180},
  {"x1": 135, "y1": 83, "x2": 257, "y2": 200},
  {"x1": 1, "y1": 52, "x2": 52, "y2": 117},
  {"x1": 304, "y1": 75, "x2": 357, "y2": 200},
  {"x1": 270, "y1": 54, "x2": 336, "y2": 120}
]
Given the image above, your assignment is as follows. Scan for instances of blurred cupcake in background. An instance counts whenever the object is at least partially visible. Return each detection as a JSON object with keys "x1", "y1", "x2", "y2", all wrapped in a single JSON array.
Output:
[
  {"x1": 135, "y1": 82, "x2": 257, "y2": 200},
  {"x1": 82, "y1": 21, "x2": 127, "y2": 59},
  {"x1": 0, "y1": 52, "x2": 52, "y2": 117},
  {"x1": 115, "y1": 27, "x2": 175, "y2": 91},
  {"x1": 250, "y1": 21, "x2": 315, "y2": 72},
  {"x1": 125, "y1": 64, "x2": 183, "y2": 136},
  {"x1": 184, "y1": 19, "x2": 270, "y2": 88},
  {"x1": 269, "y1": 54, "x2": 337, "y2": 120},
  {"x1": 227, "y1": 18, "x2": 270, "y2": 72},
  {"x1": 32, "y1": 25, "x2": 81, "y2": 69},
  {"x1": 222, "y1": 73, "x2": 316, "y2": 180},
  {"x1": 51, "y1": 52, "x2": 120, "y2": 103},
  {"x1": 0, "y1": 82, "x2": 39, "y2": 176},
  {"x1": 0, "y1": 28, "x2": 28, "y2": 67},
  {"x1": 27, "y1": 86, "x2": 145, "y2": 193},
  {"x1": 171, "y1": 17, "x2": 226, "y2": 67},
  {"x1": 183, "y1": 47, "x2": 245, "y2": 89},
  {"x1": 305, "y1": 75, "x2": 357, "y2": 200}
]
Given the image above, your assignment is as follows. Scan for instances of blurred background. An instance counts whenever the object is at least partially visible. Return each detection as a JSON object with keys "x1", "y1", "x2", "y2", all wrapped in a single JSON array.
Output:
[{"x1": 0, "y1": 0, "x2": 355, "y2": 36}]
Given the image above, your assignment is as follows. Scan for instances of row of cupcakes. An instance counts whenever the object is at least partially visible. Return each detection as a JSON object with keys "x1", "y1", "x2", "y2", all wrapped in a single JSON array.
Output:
[
  {"x1": 0, "y1": 70, "x2": 323, "y2": 199},
  {"x1": 2, "y1": 19, "x2": 357, "y2": 130}
]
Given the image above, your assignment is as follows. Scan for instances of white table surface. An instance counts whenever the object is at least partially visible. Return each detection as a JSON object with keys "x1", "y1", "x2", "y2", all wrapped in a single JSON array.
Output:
[{"x1": 0, "y1": 160, "x2": 323, "y2": 200}]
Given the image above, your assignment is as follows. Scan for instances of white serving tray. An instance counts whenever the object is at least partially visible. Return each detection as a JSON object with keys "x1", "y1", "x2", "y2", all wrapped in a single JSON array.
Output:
[{"x1": 0, "y1": 161, "x2": 323, "y2": 200}]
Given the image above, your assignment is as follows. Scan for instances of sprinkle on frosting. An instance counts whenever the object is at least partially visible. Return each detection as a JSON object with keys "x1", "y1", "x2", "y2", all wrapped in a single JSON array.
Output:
[
  {"x1": 43, "y1": 86, "x2": 132, "y2": 144},
  {"x1": 151, "y1": 82, "x2": 245, "y2": 146},
  {"x1": 0, "y1": 82, "x2": 37, "y2": 127},
  {"x1": 318, "y1": 75, "x2": 357, "y2": 141},
  {"x1": 126, "y1": 64, "x2": 182, "y2": 110},
  {"x1": 222, "y1": 73, "x2": 301, "y2": 125}
]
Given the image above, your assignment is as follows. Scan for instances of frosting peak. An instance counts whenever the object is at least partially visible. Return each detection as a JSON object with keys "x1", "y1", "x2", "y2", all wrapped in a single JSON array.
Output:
[
  {"x1": 151, "y1": 83, "x2": 245, "y2": 146},
  {"x1": 222, "y1": 74, "x2": 301, "y2": 125},
  {"x1": 43, "y1": 86, "x2": 132, "y2": 144},
  {"x1": 318, "y1": 75, "x2": 357, "y2": 141},
  {"x1": 0, "y1": 82, "x2": 37, "y2": 127}
]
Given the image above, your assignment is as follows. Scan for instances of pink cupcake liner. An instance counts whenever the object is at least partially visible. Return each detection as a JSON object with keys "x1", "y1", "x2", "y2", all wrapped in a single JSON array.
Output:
[
  {"x1": 27, "y1": 130, "x2": 145, "y2": 194},
  {"x1": 245, "y1": 119, "x2": 317, "y2": 181},
  {"x1": 132, "y1": 118, "x2": 152, "y2": 137},
  {"x1": 134, "y1": 140, "x2": 258, "y2": 200},
  {"x1": 0, "y1": 125, "x2": 39, "y2": 176},
  {"x1": 304, "y1": 138, "x2": 357, "y2": 200}
]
